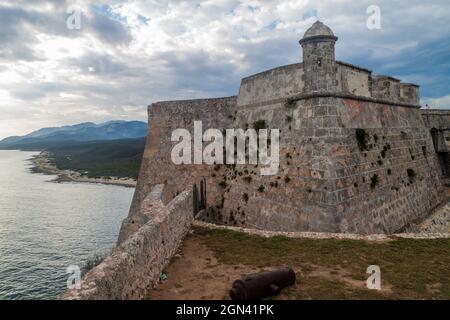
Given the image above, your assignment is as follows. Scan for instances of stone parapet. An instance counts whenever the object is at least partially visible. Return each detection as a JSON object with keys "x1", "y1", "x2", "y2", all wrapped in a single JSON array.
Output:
[{"x1": 61, "y1": 189, "x2": 193, "y2": 300}]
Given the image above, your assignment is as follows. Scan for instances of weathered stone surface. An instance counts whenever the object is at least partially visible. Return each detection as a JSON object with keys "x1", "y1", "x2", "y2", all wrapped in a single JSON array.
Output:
[
  {"x1": 59, "y1": 20, "x2": 450, "y2": 301},
  {"x1": 118, "y1": 184, "x2": 165, "y2": 244},
  {"x1": 120, "y1": 21, "x2": 449, "y2": 238},
  {"x1": 61, "y1": 189, "x2": 193, "y2": 300},
  {"x1": 421, "y1": 110, "x2": 450, "y2": 178},
  {"x1": 237, "y1": 63, "x2": 304, "y2": 106},
  {"x1": 405, "y1": 200, "x2": 450, "y2": 233}
]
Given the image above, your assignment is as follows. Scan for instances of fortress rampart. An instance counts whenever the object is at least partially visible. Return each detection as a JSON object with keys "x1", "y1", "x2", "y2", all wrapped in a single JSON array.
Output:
[
  {"x1": 62, "y1": 187, "x2": 193, "y2": 299},
  {"x1": 60, "y1": 20, "x2": 450, "y2": 300},
  {"x1": 118, "y1": 21, "x2": 449, "y2": 242}
]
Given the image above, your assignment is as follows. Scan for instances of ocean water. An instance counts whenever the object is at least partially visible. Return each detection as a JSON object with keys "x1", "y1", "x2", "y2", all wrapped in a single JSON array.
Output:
[{"x1": 0, "y1": 150, "x2": 134, "y2": 300}]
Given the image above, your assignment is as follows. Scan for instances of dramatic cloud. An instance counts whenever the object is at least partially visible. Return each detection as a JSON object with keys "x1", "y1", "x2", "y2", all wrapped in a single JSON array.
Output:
[{"x1": 0, "y1": 0, "x2": 449, "y2": 139}]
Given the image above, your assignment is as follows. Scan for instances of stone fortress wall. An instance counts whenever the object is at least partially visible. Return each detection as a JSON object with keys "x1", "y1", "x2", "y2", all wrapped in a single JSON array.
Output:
[
  {"x1": 61, "y1": 21, "x2": 450, "y2": 300},
  {"x1": 62, "y1": 186, "x2": 193, "y2": 300},
  {"x1": 119, "y1": 21, "x2": 450, "y2": 241},
  {"x1": 421, "y1": 110, "x2": 450, "y2": 177},
  {"x1": 224, "y1": 96, "x2": 445, "y2": 234},
  {"x1": 118, "y1": 97, "x2": 236, "y2": 242}
]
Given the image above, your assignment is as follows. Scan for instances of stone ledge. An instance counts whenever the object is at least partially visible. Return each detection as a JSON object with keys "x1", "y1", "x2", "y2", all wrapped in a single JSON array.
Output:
[
  {"x1": 148, "y1": 96, "x2": 237, "y2": 110},
  {"x1": 240, "y1": 62, "x2": 303, "y2": 83},
  {"x1": 421, "y1": 109, "x2": 450, "y2": 114},
  {"x1": 336, "y1": 60, "x2": 372, "y2": 74},
  {"x1": 291, "y1": 92, "x2": 421, "y2": 109},
  {"x1": 193, "y1": 221, "x2": 450, "y2": 241},
  {"x1": 235, "y1": 91, "x2": 421, "y2": 110}
]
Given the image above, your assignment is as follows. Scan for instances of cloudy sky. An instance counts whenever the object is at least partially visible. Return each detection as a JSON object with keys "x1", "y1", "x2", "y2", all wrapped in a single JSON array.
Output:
[{"x1": 0, "y1": 0, "x2": 449, "y2": 139}]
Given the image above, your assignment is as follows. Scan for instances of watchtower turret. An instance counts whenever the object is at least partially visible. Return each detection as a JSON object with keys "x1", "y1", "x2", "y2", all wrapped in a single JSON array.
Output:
[{"x1": 299, "y1": 21, "x2": 338, "y2": 92}]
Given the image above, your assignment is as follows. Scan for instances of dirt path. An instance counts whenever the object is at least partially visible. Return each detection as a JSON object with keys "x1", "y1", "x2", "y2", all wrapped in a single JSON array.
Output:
[{"x1": 147, "y1": 232, "x2": 259, "y2": 300}]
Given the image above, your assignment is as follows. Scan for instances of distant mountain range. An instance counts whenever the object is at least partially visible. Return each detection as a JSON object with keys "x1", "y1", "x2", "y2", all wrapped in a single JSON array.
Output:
[{"x1": 0, "y1": 121, "x2": 148, "y2": 149}]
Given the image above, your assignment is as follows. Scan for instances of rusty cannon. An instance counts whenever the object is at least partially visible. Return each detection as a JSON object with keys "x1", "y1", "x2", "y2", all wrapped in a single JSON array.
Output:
[{"x1": 229, "y1": 267, "x2": 296, "y2": 300}]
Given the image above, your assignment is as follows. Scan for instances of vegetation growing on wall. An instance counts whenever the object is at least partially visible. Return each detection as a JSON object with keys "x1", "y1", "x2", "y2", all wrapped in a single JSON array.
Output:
[
  {"x1": 82, "y1": 254, "x2": 107, "y2": 275},
  {"x1": 407, "y1": 168, "x2": 416, "y2": 182},
  {"x1": 422, "y1": 146, "x2": 427, "y2": 157},
  {"x1": 284, "y1": 97, "x2": 296, "y2": 108},
  {"x1": 219, "y1": 180, "x2": 227, "y2": 189},
  {"x1": 243, "y1": 176, "x2": 252, "y2": 183},
  {"x1": 370, "y1": 174, "x2": 378, "y2": 189},
  {"x1": 253, "y1": 120, "x2": 267, "y2": 130},
  {"x1": 356, "y1": 129, "x2": 370, "y2": 151},
  {"x1": 381, "y1": 144, "x2": 389, "y2": 158}
]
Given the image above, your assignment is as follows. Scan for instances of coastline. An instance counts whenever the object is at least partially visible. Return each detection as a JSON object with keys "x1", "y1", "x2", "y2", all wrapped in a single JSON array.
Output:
[{"x1": 29, "y1": 151, "x2": 137, "y2": 188}]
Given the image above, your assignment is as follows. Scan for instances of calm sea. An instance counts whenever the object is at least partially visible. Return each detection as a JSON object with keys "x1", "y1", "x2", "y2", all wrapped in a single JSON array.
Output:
[{"x1": 0, "y1": 150, "x2": 134, "y2": 300}]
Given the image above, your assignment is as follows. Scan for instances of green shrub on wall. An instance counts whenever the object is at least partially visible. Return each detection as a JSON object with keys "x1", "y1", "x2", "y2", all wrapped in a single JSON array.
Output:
[
  {"x1": 253, "y1": 120, "x2": 267, "y2": 130},
  {"x1": 356, "y1": 129, "x2": 370, "y2": 151},
  {"x1": 407, "y1": 168, "x2": 416, "y2": 182},
  {"x1": 370, "y1": 174, "x2": 378, "y2": 189},
  {"x1": 284, "y1": 97, "x2": 296, "y2": 108}
]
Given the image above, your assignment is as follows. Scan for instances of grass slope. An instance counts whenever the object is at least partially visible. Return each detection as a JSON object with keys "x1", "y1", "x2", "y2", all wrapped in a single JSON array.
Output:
[{"x1": 194, "y1": 227, "x2": 450, "y2": 299}]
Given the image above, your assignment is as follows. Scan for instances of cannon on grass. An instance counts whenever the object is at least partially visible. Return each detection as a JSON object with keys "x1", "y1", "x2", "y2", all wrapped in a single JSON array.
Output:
[{"x1": 229, "y1": 267, "x2": 296, "y2": 300}]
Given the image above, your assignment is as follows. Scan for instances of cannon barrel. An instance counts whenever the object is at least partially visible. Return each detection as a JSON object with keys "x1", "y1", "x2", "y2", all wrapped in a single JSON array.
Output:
[{"x1": 229, "y1": 267, "x2": 296, "y2": 300}]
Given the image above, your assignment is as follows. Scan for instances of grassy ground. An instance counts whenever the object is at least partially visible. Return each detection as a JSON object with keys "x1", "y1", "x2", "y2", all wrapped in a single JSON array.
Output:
[{"x1": 152, "y1": 226, "x2": 449, "y2": 300}]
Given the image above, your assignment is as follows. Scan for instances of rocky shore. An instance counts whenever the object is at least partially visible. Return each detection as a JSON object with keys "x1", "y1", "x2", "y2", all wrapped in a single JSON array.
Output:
[{"x1": 29, "y1": 152, "x2": 137, "y2": 188}]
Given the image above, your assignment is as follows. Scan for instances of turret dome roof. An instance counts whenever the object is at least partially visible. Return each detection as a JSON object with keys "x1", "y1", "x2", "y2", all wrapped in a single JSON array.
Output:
[{"x1": 303, "y1": 21, "x2": 335, "y2": 38}]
